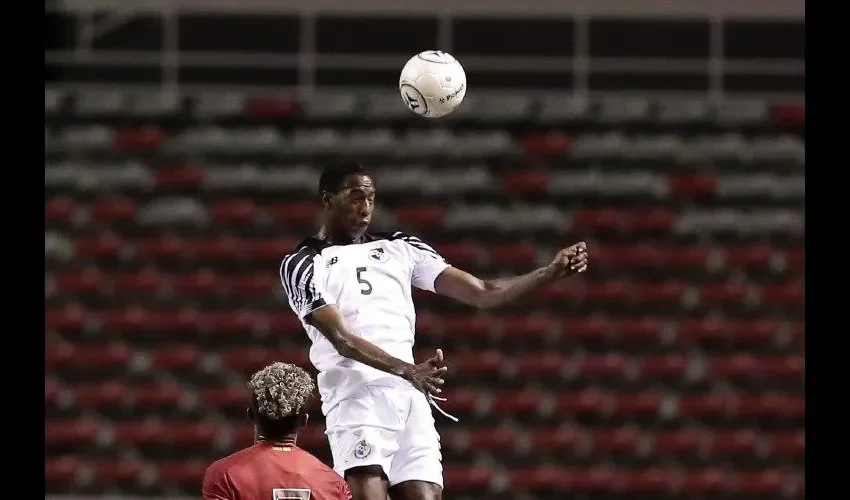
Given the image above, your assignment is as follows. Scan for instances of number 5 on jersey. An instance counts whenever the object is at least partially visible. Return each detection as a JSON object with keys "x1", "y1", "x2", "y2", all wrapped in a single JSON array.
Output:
[{"x1": 356, "y1": 267, "x2": 372, "y2": 295}]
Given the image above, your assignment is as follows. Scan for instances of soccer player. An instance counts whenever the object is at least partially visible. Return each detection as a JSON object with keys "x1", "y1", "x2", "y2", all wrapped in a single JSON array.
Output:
[
  {"x1": 280, "y1": 162, "x2": 588, "y2": 500},
  {"x1": 202, "y1": 362, "x2": 352, "y2": 500}
]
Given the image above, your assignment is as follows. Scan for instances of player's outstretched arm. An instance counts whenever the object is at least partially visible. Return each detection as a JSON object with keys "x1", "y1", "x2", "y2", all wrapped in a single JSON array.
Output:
[
  {"x1": 309, "y1": 305, "x2": 447, "y2": 396},
  {"x1": 434, "y1": 242, "x2": 588, "y2": 309}
]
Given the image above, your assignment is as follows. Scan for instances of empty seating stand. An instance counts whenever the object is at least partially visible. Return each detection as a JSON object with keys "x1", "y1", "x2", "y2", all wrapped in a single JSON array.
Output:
[{"x1": 45, "y1": 87, "x2": 804, "y2": 499}]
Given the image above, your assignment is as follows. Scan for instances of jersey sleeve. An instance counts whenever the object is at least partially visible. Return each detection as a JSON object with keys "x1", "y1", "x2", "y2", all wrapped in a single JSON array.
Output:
[
  {"x1": 395, "y1": 231, "x2": 451, "y2": 292},
  {"x1": 337, "y1": 475, "x2": 353, "y2": 499},
  {"x1": 201, "y1": 466, "x2": 232, "y2": 500},
  {"x1": 280, "y1": 248, "x2": 335, "y2": 321}
]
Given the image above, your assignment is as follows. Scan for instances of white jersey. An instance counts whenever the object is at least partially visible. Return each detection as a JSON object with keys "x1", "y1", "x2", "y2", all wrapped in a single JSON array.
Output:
[{"x1": 280, "y1": 230, "x2": 450, "y2": 414}]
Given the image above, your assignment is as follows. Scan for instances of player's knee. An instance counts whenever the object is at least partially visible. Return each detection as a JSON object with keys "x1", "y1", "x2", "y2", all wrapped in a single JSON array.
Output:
[
  {"x1": 389, "y1": 480, "x2": 442, "y2": 500},
  {"x1": 345, "y1": 465, "x2": 389, "y2": 500}
]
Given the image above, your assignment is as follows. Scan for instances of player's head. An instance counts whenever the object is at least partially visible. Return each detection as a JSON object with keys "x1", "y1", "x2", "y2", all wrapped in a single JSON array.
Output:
[
  {"x1": 246, "y1": 362, "x2": 315, "y2": 441},
  {"x1": 318, "y1": 161, "x2": 375, "y2": 239}
]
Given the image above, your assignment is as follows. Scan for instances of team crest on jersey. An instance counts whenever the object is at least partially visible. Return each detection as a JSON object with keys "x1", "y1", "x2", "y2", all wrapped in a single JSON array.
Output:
[
  {"x1": 353, "y1": 439, "x2": 372, "y2": 459},
  {"x1": 368, "y1": 248, "x2": 389, "y2": 263}
]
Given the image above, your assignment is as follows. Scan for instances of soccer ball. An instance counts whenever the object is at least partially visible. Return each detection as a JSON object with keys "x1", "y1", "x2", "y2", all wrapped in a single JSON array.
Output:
[{"x1": 399, "y1": 50, "x2": 467, "y2": 119}]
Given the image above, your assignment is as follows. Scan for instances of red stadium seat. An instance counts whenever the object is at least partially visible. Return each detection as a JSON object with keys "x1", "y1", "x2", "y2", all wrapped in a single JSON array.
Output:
[
  {"x1": 442, "y1": 315, "x2": 493, "y2": 339},
  {"x1": 651, "y1": 429, "x2": 704, "y2": 456},
  {"x1": 677, "y1": 394, "x2": 735, "y2": 419},
  {"x1": 698, "y1": 282, "x2": 750, "y2": 305},
  {"x1": 633, "y1": 282, "x2": 685, "y2": 304},
  {"x1": 568, "y1": 466, "x2": 617, "y2": 492},
  {"x1": 536, "y1": 281, "x2": 585, "y2": 303},
  {"x1": 554, "y1": 390, "x2": 610, "y2": 415},
  {"x1": 164, "y1": 422, "x2": 219, "y2": 447},
  {"x1": 562, "y1": 317, "x2": 610, "y2": 341},
  {"x1": 88, "y1": 199, "x2": 139, "y2": 224},
  {"x1": 529, "y1": 426, "x2": 585, "y2": 454},
  {"x1": 679, "y1": 468, "x2": 730, "y2": 493},
  {"x1": 157, "y1": 460, "x2": 208, "y2": 487},
  {"x1": 47, "y1": 344, "x2": 133, "y2": 369},
  {"x1": 113, "y1": 421, "x2": 165, "y2": 446},
  {"x1": 760, "y1": 282, "x2": 805, "y2": 306},
  {"x1": 171, "y1": 270, "x2": 223, "y2": 295},
  {"x1": 490, "y1": 390, "x2": 544, "y2": 415},
  {"x1": 633, "y1": 209, "x2": 677, "y2": 231},
  {"x1": 760, "y1": 354, "x2": 805, "y2": 379},
  {"x1": 265, "y1": 202, "x2": 318, "y2": 227},
  {"x1": 74, "y1": 381, "x2": 126, "y2": 409},
  {"x1": 46, "y1": 377, "x2": 62, "y2": 406},
  {"x1": 508, "y1": 465, "x2": 566, "y2": 490},
  {"x1": 520, "y1": 132, "x2": 571, "y2": 156},
  {"x1": 613, "y1": 316, "x2": 664, "y2": 342},
  {"x1": 152, "y1": 345, "x2": 204, "y2": 371},
  {"x1": 589, "y1": 427, "x2": 639, "y2": 455},
  {"x1": 438, "y1": 388, "x2": 479, "y2": 414},
  {"x1": 664, "y1": 246, "x2": 711, "y2": 269},
  {"x1": 53, "y1": 269, "x2": 105, "y2": 294},
  {"x1": 46, "y1": 198, "x2": 77, "y2": 223},
  {"x1": 198, "y1": 386, "x2": 251, "y2": 410},
  {"x1": 45, "y1": 456, "x2": 81, "y2": 486},
  {"x1": 468, "y1": 426, "x2": 521, "y2": 451},
  {"x1": 394, "y1": 205, "x2": 446, "y2": 228},
  {"x1": 246, "y1": 96, "x2": 299, "y2": 117},
  {"x1": 707, "y1": 429, "x2": 759, "y2": 457},
  {"x1": 620, "y1": 468, "x2": 672, "y2": 493},
  {"x1": 596, "y1": 245, "x2": 660, "y2": 268},
  {"x1": 46, "y1": 305, "x2": 87, "y2": 334},
  {"x1": 221, "y1": 348, "x2": 309, "y2": 373},
  {"x1": 135, "y1": 236, "x2": 191, "y2": 261},
  {"x1": 514, "y1": 352, "x2": 566, "y2": 377},
  {"x1": 585, "y1": 281, "x2": 631, "y2": 303},
  {"x1": 676, "y1": 318, "x2": 727, "y2": 343},
  {"x1": 110, "y1": 269, "x2": 167, "y2": 294},
  {"x1": 707, "y1": 354, "x2": 758, "y2": 380},
  {"x1": 243, "y1": 238, "x2": 298, "y2": 262},
  {"x1": 501, "y1": 170, "x2": 550, "y2": 195},
  {"x1": 728, "y1": 318, "x2": 779, "y2": 345},
  {"x1": 488, "y1": 242, "x2": 538, "y2": 266},
  {"x1": 668, "y1": 173, "x2": 717, "y2": 198},
  {"x1": 639, "y1": 354, "x2": 689, "y2": 379},
  {"x1": 265, "y1": 312, "x2": 304, "y2": 336},
  {"x1": 130, "y1": 384, "x2": 184, "y2": 410},
  {"x1": 611, "y1": 393, "x2": 663, "y2": 417},
  {"x1": 46, "y1": 419, "x2": 99, "y2": 445},
  {"x1": 453, "y1": 350, "x2": 503, "y2": 376},
  {"x1": 191, "y1": 237, "x2": 244, "y2": 261},
  {"x1": 767, "y1": 431, "x2": 805, "y2": 459},
  {"x1": 789, "y1": 322, "x2": 805, "y2": 345},
  {"x1": 74, "y1": 234, "x2": 125, "y2": 259},
  {"x1": 432, "y1": 242, "x2": 482, "y2": 267},
  {"x1": 199, "y1": 310, "x2": 261, "y2": 336},
  {"x1": 785, "y1": 247, "x2": 805, "y2": 271},
  {"x1": 580, "y1": 353, "x2": 627, "y2": 378},
  {"x1": 443, "y1": 466, "x2": 493, "y2": 490},
  {"x1": 725, "y1": 245, "x2": 775, "y2": 269},
  {"x1": 500, "y1": 315, "x2": 556, "y2": 340},
  {"x1": 738, "y1": 394, "x2": 804, "y2": 420},
  {"x1": 91, "y1": 459, "x2": 144, "y2": 485},
  {"x1": 113, "y1": 125, "x2": 165, "y2": 150},
  {"x1": 210, "y1": 199, "x2": 259, "y2": 225},
  {"x1": 737, "y1": 469, "x2": 787, "y2": 495},
  {"x1": 229, "y1": 273, "x2": 277, "y2": 296},
  {"x1": 573, "y1": 209, "x2": 629, "y2": 231},
  {"x1": 154, "y1": 166, "x2": 206, "y2": 189}
]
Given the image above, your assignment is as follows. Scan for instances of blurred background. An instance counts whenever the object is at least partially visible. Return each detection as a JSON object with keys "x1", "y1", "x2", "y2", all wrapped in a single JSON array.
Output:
[{"x1": 45, "y1": 0, "x2": 804, "y2": 499}]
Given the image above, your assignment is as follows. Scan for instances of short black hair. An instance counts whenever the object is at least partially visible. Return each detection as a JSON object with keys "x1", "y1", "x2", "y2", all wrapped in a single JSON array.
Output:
[
  {"x1": 253, "y1": 408, "x2": 300, "y2": 438},
  {"x1": 318, "y1": 161, "x2": 369, "y2": 194}
]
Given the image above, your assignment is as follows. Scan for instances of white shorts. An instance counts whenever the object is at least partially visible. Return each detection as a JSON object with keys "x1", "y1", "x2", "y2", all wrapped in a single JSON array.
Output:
[{"x1": 324, "y1": 383, "x2": 443, "y2": 488}]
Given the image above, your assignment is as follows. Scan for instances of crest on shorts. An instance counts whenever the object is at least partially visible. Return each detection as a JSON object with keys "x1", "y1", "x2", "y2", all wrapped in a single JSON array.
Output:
[
  {"x1": 353, "y1": 439, "x2": 372, "y2": 459},
  {"x1": 368, "y1": 248, "x2": 389, "y2": 263}
]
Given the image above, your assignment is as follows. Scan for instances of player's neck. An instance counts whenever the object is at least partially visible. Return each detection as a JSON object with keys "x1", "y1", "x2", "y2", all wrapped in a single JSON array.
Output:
[
  {"x1": 317, "y1": 225, "x2": 365, "y2": 245},
  {"x1": 256, "y1": 434, "x2": 298, "y2": 447}
]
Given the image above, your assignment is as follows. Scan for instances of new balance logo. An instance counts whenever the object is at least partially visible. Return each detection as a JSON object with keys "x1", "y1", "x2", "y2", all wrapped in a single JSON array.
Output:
[{"x1": 326, "y1": 256, "x2": 338, "y2": 267}]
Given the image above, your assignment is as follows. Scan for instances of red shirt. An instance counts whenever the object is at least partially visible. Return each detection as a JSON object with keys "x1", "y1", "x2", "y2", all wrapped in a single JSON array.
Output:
[{"x1": 202, "y1": 441, "x2": 352, "y2": 500}]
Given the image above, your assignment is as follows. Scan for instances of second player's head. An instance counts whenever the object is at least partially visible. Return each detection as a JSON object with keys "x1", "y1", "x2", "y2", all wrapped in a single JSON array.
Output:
[
  {"x1": 318, "y1": 161, "x2": 375, "y2": 241},
  {"x1": 247, "y1": 362, "x2": 315, "y2": 442}
]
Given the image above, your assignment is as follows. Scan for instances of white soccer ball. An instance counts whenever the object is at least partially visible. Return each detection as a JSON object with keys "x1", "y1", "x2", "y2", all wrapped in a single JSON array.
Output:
[{"x1": 399, "y1": 50, "x2": 467, "y2": 119}]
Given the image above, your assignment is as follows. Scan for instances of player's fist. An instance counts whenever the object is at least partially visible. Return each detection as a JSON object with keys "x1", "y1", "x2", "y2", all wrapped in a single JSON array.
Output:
[
  {"x1": 404, "y1": 349, "x2": 448, "y2": 397},
  {"x1": 546, "y1": 241, "x2": 588, "y2": 279}
]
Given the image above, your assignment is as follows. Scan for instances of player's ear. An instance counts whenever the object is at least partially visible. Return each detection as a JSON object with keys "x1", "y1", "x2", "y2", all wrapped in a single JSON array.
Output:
[{"x1": 320, "y1": 190, "x2": 334, "y2": 210}]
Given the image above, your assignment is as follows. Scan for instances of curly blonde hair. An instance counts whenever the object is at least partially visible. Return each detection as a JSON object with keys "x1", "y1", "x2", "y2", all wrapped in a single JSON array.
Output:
[{"x1": 248, "y1": 362, "x2": 315, "y2": 421}]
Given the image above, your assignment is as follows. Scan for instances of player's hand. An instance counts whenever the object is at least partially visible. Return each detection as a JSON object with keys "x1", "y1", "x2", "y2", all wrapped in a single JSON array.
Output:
[
  {"x1": 404, "y1": 349, "x2": 448, "y2": 397},
  {"x1": 546, "y1": 241, "x2": 589, "y2": 279}
]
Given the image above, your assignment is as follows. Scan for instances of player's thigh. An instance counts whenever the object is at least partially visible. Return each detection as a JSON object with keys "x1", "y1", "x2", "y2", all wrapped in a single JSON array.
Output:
[
  {"x1": 388, "y1": 391, "x2": 443, "y2": 488},
  {"x1": 325, "y1": 386, "x2": 405, "y2": 478},
  {"x1": 345, "y1": 464, "x2": 390, "y2": 500},
  {"x1": 388, "y1": 479, "x2": 442, "y2": 500}
]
